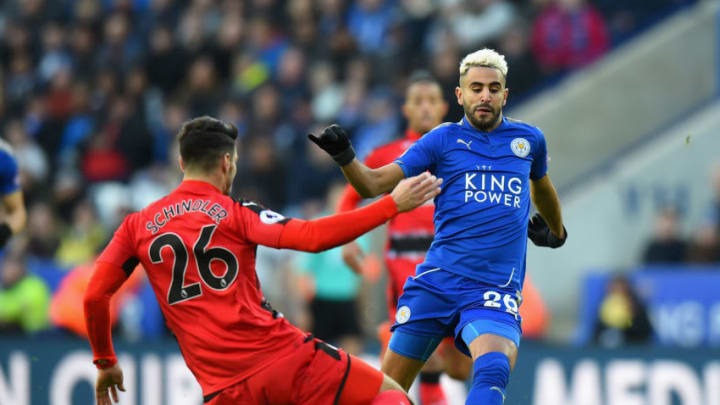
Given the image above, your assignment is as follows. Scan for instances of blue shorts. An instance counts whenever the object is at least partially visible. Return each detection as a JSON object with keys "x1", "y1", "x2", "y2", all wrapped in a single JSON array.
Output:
[{"x1": 389, "y1": 267, "x2": 522, "y2": 360}]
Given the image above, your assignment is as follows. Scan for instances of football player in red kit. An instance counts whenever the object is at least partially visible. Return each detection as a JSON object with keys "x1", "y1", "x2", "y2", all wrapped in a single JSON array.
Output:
[
  {"x1": 337, "y1": 72, "x2": 471, "y2": 405},
  {"x1": 83, "y1": 116, "x2": 443, "y2": 405}
]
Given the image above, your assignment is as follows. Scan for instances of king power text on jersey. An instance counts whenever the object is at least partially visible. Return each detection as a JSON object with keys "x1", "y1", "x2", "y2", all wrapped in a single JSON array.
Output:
[{"x1": 463, "y1": 172, "x2": 522, "y2": 208}]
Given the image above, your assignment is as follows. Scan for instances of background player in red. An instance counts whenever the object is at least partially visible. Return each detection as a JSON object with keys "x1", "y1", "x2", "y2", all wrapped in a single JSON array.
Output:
[
  {"x1": 83, "y1": 116, "x2": 443, "y2": 405},
  {"x1": 337, "y1": 72, "x2": 472, "y2": 405}
]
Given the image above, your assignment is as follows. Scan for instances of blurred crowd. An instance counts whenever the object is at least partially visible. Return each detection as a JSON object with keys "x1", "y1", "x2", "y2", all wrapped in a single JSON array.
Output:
[
  {"x1": 641, "y1": 162, "x2": 720, "y2": 265},
  {"x1": 0, "y1": 0, "x2": 696, "y2": 340},
  {"x1": 589, "y1": 161, "x2": 720, "y2": 348}
]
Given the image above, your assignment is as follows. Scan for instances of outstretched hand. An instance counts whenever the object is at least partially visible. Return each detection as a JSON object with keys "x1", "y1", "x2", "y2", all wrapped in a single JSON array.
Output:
[
  {"x1": 528, "y1": 213, "x2": 567, "y2": 248},
  {"x1": 95, "y1": 365, "x2": 125, "y2": 405},
  {"x1": 390, "y1": 173, "x2": 443, "y2": 213},
  {"x1": 307, "y1": 124, "x2": 356, "y2": 166}
]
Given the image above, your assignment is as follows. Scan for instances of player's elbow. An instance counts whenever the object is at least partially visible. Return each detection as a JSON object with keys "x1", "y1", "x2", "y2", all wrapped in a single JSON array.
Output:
[
  {"x1": 83, "y1": 288, "x2": 101, "y2": 308},
  {"x1": 305, "y1": 242, "x2": 330, "y2": 253},
  {"x1": 83, "y1": 281, "x2": 112, "y2": 310},
  {"x1": 291, "y1": 236, "x2": 329, "y2": 253}
]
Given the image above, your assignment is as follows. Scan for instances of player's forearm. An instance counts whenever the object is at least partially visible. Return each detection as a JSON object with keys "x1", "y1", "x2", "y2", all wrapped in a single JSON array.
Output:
[
  {"x1": 83, "y1": 291, "x2": 117, "y2": 364},
  {"x1": 278, "y1": 195, "x2": 397, "y2": 252},
  {"x1": 340, "y1": 159, "x2": 389, "y2": 198},
  {"x1": 83, "y1": 263, "x2": 128, "y2": 366}
]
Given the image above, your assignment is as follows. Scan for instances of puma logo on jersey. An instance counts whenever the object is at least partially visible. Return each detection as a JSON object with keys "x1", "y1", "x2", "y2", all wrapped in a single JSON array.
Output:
[{"x1": 457, "y1": 138, "x2": 473, "y2": 149}]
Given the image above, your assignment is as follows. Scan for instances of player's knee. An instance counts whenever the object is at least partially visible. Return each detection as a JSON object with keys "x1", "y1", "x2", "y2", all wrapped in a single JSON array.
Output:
[
  {"x1": 472, "y1": 352, "x2": 510, "y2": 390},
  {"x1": 379, "y1": 372, "x2": 406, "y2": 393},
  {"x1": 372, "y1": 389, "x2": 412, "y2": 405}
]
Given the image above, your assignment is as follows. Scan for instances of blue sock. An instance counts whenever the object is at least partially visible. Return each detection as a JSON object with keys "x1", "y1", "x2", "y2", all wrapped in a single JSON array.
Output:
[{"x1": 466, "y1": 352, "x2": 510, "y2": 405}]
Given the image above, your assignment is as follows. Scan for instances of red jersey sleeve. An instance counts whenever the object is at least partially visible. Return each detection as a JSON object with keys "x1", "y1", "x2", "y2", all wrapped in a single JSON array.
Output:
[
  {"x1": 83, "y1": 262, "x2": 128, "y2": 368},
  {"x1": 96, "y1": 214, "x2": 141, "y2": 273},
  {"x1": 233, "y1": 196, "x2": 398, "y2": 252},
  {"x1": 232, "y1": 200, "x2": 291, "y2": 247},
  {"x1": 278, "y1": 195, "x2": 397, "y2": 252},
  {"x1": 84, "y1": 215, "x2": 140, "y2": 368}
]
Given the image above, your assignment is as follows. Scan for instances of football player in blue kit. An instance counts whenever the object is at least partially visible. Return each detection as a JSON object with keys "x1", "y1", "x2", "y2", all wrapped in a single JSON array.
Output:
[{"x1": 309, "y1": 48, "x2": 566, "y2": 404}]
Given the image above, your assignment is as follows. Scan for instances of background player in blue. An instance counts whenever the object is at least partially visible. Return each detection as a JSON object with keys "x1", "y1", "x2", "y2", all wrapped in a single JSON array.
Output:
[
  {"x1": 309, "y1": 48, "x2": 567, "y2": 405},
  {"x1": 0, "y1": 139, "x2": 26, "y2": 249}
]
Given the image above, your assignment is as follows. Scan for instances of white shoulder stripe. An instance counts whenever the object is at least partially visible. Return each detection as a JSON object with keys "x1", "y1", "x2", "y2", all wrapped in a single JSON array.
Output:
[{"x1": 412, "y1": 267, "x2": 441, "y2": 280}]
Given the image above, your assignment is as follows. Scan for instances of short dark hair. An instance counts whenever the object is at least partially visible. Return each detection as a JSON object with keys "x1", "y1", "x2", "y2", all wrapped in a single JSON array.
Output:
[
  {"x1": 178, "y1": 116, "x2": 238, "y2": 172},
  {"x1": 407, "y1": 70, "x2": 440, "y2": 87}
]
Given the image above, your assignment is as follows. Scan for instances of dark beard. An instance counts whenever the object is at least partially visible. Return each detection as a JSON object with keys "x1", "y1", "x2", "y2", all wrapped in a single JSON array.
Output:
[{"x1": 466, "y1": 107, "x2": 501, "y2": 132}]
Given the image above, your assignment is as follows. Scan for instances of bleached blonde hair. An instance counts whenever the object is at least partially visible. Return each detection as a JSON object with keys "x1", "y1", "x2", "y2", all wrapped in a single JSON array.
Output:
[{"x1": 459, "y1": 48, "x2": 508, "y2": 78}]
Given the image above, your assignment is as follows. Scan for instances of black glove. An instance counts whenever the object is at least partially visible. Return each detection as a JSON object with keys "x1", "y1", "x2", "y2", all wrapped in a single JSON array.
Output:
[
  {"x1": 0, "y1": 223, "x2": 11, "y2": 249},
  {"x1": 528, "y1": 213, "x2": 566, "y2": 248},
  {"x1": 307, "y1": 124, "x2": 356, "y2": 166}
]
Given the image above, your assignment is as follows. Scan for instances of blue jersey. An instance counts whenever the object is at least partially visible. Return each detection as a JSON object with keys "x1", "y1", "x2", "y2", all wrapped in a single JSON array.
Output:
[
  {"x1": 0, "y1": 140, "x2": 20, "y2": 196},
  {"x1": 395, "y1": 116, "x2": 548, "y2": 292}
]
